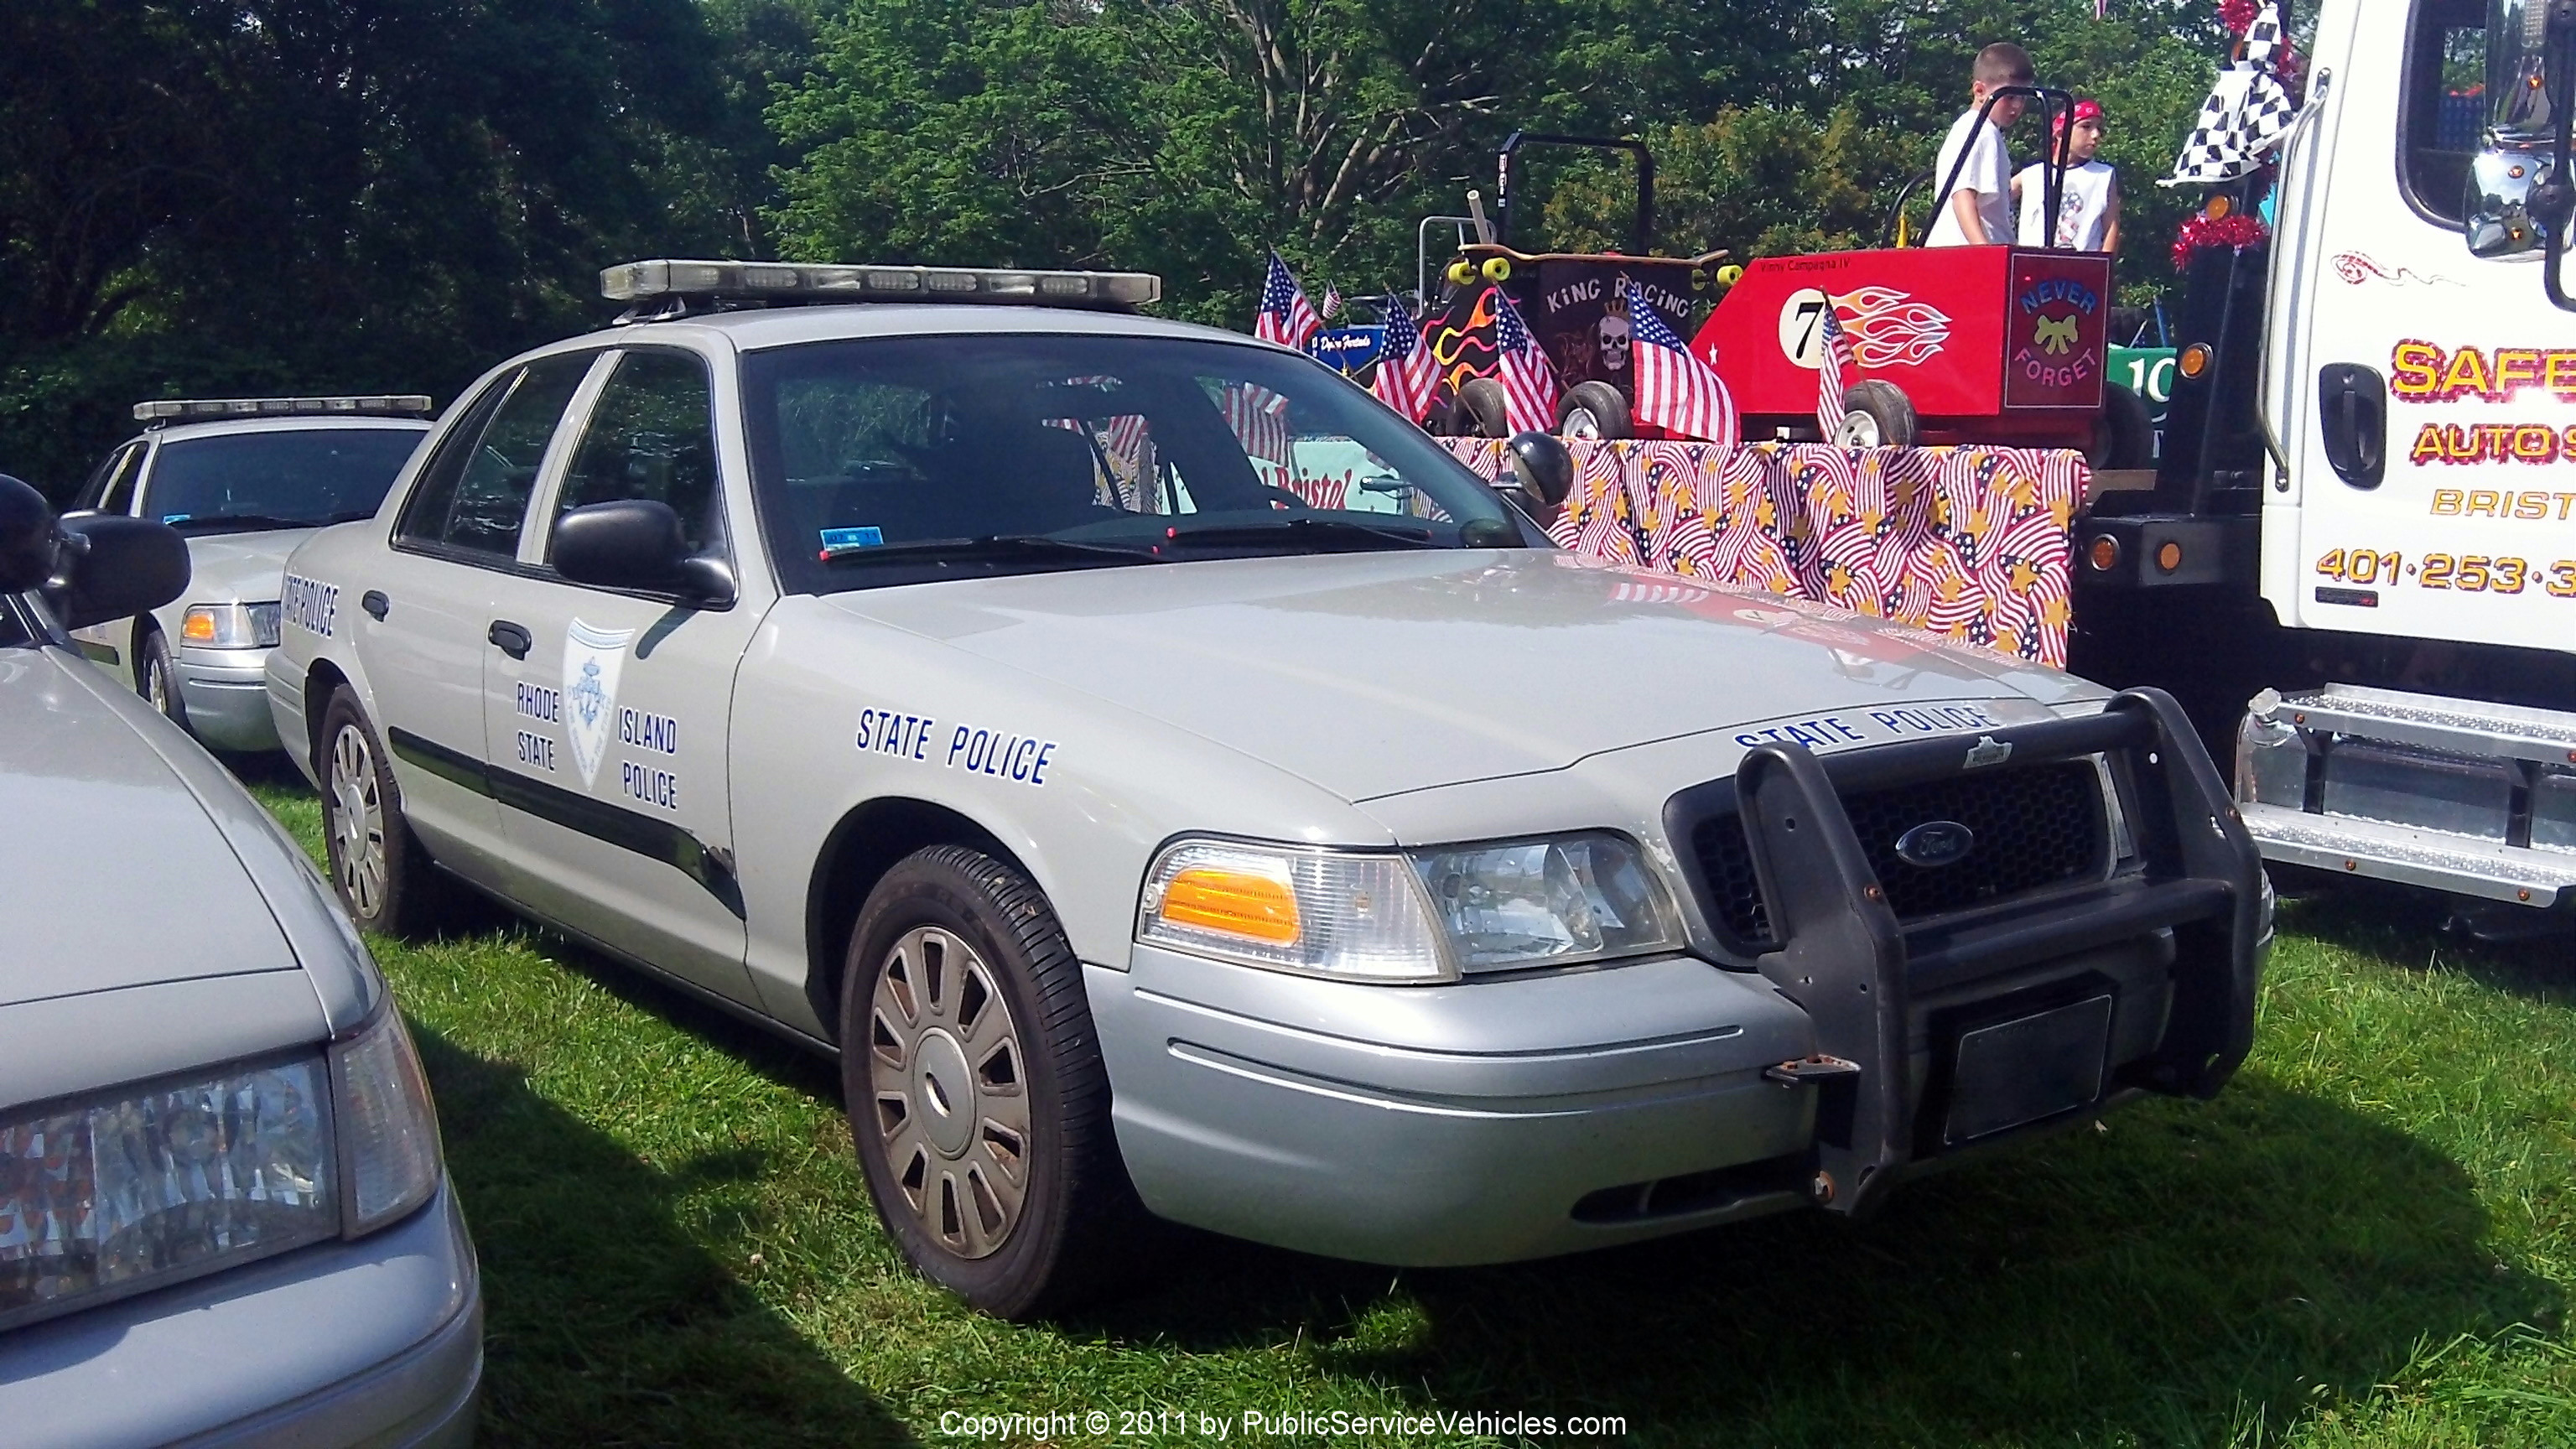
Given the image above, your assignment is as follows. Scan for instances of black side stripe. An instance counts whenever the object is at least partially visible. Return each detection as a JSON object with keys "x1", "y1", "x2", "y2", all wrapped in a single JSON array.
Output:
[{"x1": 387, "y1": 726, "x2": 744, "y2": 917}]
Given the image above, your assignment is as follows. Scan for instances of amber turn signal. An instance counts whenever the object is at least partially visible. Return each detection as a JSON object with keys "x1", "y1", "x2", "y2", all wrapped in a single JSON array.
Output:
[
  {"x1": 2087, "y1": 535, "x2": 2122, "y2": 572},
  {"x1": 2179, "y1": 344, "x2": 2212, "y2": 379},
  {"x1": 1157, "y1": 867, "x2": 1301, "y2": 945}
]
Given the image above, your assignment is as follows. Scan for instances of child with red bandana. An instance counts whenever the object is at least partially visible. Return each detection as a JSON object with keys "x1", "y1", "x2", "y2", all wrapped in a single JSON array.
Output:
[{"x1": 2014, "y1": 98, "x2": 2122, "y2": 252}]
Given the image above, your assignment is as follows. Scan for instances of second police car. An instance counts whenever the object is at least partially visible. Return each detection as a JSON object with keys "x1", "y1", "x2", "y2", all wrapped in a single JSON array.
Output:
[
  {"x1": 268, "y1": 260, "x2": 2271, "y2": 1319},
  {"x1": 68, "y1": 397, "x2": 432, "y2": 751}
]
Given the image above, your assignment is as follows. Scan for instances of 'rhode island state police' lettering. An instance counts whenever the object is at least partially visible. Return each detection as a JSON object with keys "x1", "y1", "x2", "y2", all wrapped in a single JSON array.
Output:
[
  {"x1": 855, "y1": 707, "x2": 937, "y2": 760},
  {"x1": 1732, "y1": 702, "x2": 2007, "y2": 751},
  {"x1": 281, "y1": 575, "x2": 338, "y2": 637},
  {"x1": 617, "y1": 707, "x2": 679, "y2": 755},
  {"x1": 945, "y1": 722, "x2": 1056, "y2": 787},
  {"x1": 621, "y1": 761, "x2": 679, "y2": 810}
]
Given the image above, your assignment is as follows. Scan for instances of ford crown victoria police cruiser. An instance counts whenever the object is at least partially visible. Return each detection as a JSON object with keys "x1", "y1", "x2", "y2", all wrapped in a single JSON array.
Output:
[
  {"x1": 268, "y1": 260, "x2": 2270, "y2": 1318},
  {"x1": 68, "y1": 397, "x2": 431, "y2": 751}
]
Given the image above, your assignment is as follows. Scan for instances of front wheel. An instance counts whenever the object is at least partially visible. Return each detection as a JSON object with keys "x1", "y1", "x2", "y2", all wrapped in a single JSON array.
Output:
[
  {"x1": 138, "y1": 627, "x2": 187, "y2": 730},
  {"x1": 840, "y1": 845, "x2": 1144, "y2": 1319},
  {"x1": 1457, "y1": 377, "x2": 1515, "y2": 439}
]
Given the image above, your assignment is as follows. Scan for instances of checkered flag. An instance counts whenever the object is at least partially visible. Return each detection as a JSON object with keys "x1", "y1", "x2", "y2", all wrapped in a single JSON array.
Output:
[{"x1": 2166, "y1": 1, "x2": 2298, "y2": 185}]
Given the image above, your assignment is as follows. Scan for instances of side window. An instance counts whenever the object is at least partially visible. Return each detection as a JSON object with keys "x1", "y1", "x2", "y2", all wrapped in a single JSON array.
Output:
[
  {"x1": 2402, "y1": 0, "x2": 2489, "y2": 226},
  {"x1": 84, "y1": 443, "x2": 145, "y2": 515},
  {"x1": 550, "y1": 351, "x2": 724, "y2": 555},
  {"x1": 397, "y1": 354, "x2": 594, "y2": 557}
]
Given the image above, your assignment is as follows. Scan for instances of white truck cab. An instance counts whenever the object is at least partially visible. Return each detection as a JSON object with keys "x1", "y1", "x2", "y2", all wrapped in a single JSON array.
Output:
[{"x1": 2071, "y1": 0, "x2": 2576, "y2": 925}]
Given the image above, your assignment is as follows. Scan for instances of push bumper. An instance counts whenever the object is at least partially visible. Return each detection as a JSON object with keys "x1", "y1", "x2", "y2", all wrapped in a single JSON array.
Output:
[
  {"x1": 1694, "y1": 687, "x2": 2268, "y2": 1216},
  {"x1": 177, "y1": 642, "x2": 283, "y2": 752},
  {"x1": 0, "y1": 1182, "x2": 481, "y2": 1448}
]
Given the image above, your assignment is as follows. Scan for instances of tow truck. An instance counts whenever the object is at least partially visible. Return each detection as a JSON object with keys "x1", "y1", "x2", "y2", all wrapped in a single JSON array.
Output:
[{"x1": 2070, "y1": 0, "x2": 2576, "y2": 927}]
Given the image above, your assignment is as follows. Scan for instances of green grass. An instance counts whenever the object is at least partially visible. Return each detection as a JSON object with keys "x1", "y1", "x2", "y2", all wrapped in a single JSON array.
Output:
[{"x1": 249, "y1": 775, "x2": 2574, "y2": 1447}]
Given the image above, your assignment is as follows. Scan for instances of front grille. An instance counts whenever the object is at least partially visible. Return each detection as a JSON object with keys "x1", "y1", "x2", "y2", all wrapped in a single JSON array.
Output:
[{"x1": 1690, "y1": 761, "x2": 2110, "y2": 947}]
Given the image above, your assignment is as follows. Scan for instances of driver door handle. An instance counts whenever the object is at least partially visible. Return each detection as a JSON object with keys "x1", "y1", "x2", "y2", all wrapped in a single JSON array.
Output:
[{"x1": 487, "y1": 620, "x2": 532, "y2": 659}]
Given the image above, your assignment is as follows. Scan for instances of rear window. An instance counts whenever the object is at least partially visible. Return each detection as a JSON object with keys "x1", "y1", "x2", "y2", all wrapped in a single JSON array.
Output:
[{"x1": 143, "y1": 429, "x2": 424, "y2": 534}]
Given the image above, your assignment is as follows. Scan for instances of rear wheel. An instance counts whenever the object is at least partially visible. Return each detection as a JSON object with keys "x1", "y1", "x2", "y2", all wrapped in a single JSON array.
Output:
[
  {"x1": 1835, "y1": 380, "x2": 1918, "y2": 449},
  {"x1": 1555, "y1": 382, "x2": 1632, "y2": 439},
  {"x1": 317, "y1": 687, "x2": 454, "y2": 937},
  {"x1": 2090, "y1": 382, "x2": 2154, "y2": 470},
  {"x1": 840, "y1": 844, "x2": 1144, "y2": 1319},
  {"x1": 1458, "y1": 377, "x2": 1514, "y2": 439}
]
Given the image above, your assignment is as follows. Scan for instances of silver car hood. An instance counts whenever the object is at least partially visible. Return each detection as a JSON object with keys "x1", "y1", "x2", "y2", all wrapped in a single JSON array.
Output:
[
  {"x1": 0, "y1": 641, "x2": 366, "y2": 1109},
  {"x1": 179, "y1": 527, "x2": 309, "y2": 605},
  {"x1": 828, "y1": 549, "x2": 2101, "y2": 802}
]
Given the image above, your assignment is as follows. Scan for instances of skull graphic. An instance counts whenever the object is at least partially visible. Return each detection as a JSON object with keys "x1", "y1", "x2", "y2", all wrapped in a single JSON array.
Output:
[{"x1": 1597, "y1": 311, "x2": 1632, "y2": 372}]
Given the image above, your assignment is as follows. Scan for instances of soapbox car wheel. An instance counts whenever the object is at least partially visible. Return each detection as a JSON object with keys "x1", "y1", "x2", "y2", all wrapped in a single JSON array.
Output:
[
  {"x1": 840, "y1": 844, "x2": 1145, "y2": 1319},
  {"x1": 1834, "y1": 379, "x2": 1918, "y2": 448},
  {"x1": 1457, "y1": 377, "x2": 1515, "y2": 439},
  {"x1": 2091, "y1": 382, "x2": 2153, "y2": 470},
  {"x1": 1555, "y1": 382, "x2": 1633, "y2": 440}
]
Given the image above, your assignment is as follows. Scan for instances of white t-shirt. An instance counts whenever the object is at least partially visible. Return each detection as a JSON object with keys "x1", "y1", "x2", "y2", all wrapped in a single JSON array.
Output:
[
  {"x1": 1926, "y1": 110, "x2": 2014, "y2": 247},
  {"x1": 2015, "y1": 159, "x2": 2117, "y2": 250}
]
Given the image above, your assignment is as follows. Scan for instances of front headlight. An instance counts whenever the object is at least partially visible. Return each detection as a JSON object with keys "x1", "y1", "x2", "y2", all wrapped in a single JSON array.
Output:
[
  {"x1": 180, "y1": 601, "x2": 283, "y2": 648},
  {"x1": 1137, "y1": 832, "x2": 1681, "y2": 983},
  {"x1": 0, "y1": 1007, "x2": 444, "y2": 1332}
]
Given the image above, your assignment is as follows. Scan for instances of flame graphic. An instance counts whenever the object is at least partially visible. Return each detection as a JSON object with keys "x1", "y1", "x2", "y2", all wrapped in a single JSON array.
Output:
[{"x1": 1831, "y1": 286, "x2": 1952, "y2": 368}]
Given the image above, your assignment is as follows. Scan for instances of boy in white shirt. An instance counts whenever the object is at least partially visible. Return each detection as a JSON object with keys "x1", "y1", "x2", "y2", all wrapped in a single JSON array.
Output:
[
  {"x1": 2015, "y1": 99, "x2": 2122, "y2": 252},
  {"x1": 1927, "y1": 43, "x2": 2035, "y2": 247}
]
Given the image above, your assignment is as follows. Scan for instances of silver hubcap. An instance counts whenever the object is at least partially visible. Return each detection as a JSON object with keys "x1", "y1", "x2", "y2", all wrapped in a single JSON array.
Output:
[
  {"x1": 868, "y1": 926, "x2": 1030, "y2": 1259},
  {"x1": 1836, "y1": 408, "x2": 1883, "y2": 448},
  {"x1": 143, "y1": 655, "x2": 172, "y2": 714},
  {"x1": 327, "y1": 723, "x2": 389, "y2": 919},
  {"x1": 1562, "y1": 407, "x2": 1604, "y2": 439}
]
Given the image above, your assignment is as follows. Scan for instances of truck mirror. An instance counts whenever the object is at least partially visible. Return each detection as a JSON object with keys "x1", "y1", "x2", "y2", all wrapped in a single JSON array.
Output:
[
  {"x1": 2466, "y1": 148, "x2": 2549, "y2": 258},
  {"x1": 0, "y1": 475, "x2": 51, "y2": 593}
]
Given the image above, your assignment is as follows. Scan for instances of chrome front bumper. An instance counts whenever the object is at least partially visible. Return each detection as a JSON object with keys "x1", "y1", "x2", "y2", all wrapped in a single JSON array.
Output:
[{"x1": 177, "y1": 643, "x2": 283, "y2": 752}]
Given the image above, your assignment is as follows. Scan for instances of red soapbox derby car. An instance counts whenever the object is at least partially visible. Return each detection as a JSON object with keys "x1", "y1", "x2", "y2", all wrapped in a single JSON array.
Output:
[{"x1": 1420, "y1": 111, "x2": 2153, "y2": 468}]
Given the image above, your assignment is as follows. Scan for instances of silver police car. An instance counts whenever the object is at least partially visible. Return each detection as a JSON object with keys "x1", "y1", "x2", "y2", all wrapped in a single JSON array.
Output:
[
  {"x1": 268, "y1": 260, "x2": 2268, "y2": 1319},
  {"x1": 67, "y1": 397, "x2": 432, "y2": 751},
  {"x1": 1, "y1": 477, "x2": 480, "y2": 1444}
]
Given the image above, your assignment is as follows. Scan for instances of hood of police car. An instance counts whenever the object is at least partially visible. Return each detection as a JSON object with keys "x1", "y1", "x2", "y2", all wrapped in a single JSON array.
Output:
[
  {"x1": 831, "y1": 549, "x2": 2103, "y2": 802},
  {"x1": 0, "y1": 645, "x2": 309, "y2": 1011},
  {"x1": 179, "y1": 527, "x2": 309, "y2": 605}
]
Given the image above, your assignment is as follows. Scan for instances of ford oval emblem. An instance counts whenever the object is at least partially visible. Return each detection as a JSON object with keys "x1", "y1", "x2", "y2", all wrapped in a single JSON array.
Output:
[{"x1": 1894, "y1": 820, "x2": 1976, "y2": 869}]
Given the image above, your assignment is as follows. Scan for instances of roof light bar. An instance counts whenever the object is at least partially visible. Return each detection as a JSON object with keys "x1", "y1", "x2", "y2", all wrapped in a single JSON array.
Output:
[
  {"x1": 132, "y1": 396, "x2": 434, "y2": 423},
  {"x1": 599, "y1": 259, "x2": 1161, "y2": 309}
]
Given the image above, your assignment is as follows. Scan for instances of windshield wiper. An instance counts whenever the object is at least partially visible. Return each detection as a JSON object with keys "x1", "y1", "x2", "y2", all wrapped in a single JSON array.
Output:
[
  {"x1": 818, "y1": 534, "x2": 1165, "y2": 566},
  {"x1": 1155, "y1": 517, "x2": 1438, "y2": 552}
]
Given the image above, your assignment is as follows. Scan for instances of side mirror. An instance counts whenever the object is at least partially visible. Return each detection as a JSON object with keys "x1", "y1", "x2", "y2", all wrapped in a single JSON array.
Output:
[
  {"x1": 551, "y1": 499, "x2": 734, "y2": 605},
  {"x1": 51, "y1": 515, "x2": 193, "y2": 630},
  {"x1": 1503, "y1": 430, "x2": 1574, "y2": 509},
  {"x1": 2466, "y1": 148, "x2": 2548, "y2": 258},
  {"x1": 0, "y1": 474, "x2": 192, "y2": 629}
]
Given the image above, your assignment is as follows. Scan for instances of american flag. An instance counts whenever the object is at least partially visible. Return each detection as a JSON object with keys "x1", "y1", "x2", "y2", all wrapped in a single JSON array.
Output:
[
  {"x1": 1318, "y1": 286, "x2": 1342, "y2": 320},
  {"x1": 1493, "y1": 289, "x2": 1560, "y2": 434},
  {"x1": 1223, "y1": 382, "x2": 1293, "y2": 465},
  {"x1": 1254, "y1": 252, "x2": 1322, "y2": 350},
  {"x1": 1816, "y1": 307, "x2": 1858, "y2": 442},
  {"x1": 1369, "y1": 293, "x2": 1437, "y2": 423},
  {"x1": 1629, "y1": 299, "x2": 1739, "y2": 445}
]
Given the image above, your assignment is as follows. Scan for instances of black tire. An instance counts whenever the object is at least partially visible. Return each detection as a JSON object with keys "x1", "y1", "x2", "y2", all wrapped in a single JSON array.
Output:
[
  {"x1": 316, "y1": 686, "x2": 454, "y2": 937},
  {"x1": 1458, "y1": 377, "x2": 1514, "y2": 439},
  {"x1": 1555, "y1": 381, "x2": 1633, "y2": 439},
  {"x1": 137, "y1": 626, "x2": 188, "y2": 730},
  {"x1": 2091, "y1": 381, "x2": 2154, "y2": 470},
  {"x1": 840, "y1": 844, "x2": 1144, "y2": 1319},
  {"x1": 1835, "y1": 379, "x2": 1918, "y2": 448}
]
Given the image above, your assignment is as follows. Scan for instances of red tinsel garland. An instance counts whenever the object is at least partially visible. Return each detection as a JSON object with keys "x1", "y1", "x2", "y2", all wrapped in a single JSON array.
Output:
[
  {"x1": 2171, "y1": 211, "x2": 2270, "y2": 270},
  {"x1": 2219, "y1": 0, "x2": 2258, "y2": 32}
]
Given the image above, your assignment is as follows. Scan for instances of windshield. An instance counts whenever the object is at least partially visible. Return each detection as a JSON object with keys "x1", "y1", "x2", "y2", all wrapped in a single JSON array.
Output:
[
  {"x1": 141, "y1": 428, "x2": 424, "y2": 533},
  {"x1": 740, "y1": 333, "x2": 1531, "y2": 593}
]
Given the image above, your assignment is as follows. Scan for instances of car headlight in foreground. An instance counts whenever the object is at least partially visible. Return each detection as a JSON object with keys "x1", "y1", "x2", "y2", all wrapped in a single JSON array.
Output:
[
  {"x1": 179, "y1": 601, "x2": 283, "y2": 649},
  {"x1": 1138, "y1": 834, "x2": 1681, "y2": 983},
  {"x1": 0, "y1": 1007, "x2": 440, "y2": 1332}
]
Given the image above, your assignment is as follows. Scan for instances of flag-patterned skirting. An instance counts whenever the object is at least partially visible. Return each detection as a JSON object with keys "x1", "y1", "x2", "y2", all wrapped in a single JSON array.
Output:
[{"x1": 1445, "y1": 438, "x2": 2090, "y2": 667}]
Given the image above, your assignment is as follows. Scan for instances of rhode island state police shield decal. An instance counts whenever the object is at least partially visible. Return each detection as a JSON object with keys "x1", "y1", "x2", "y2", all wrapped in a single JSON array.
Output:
[{"x1": 564, "y1": 618, "x2": 636, "y2": 787}]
